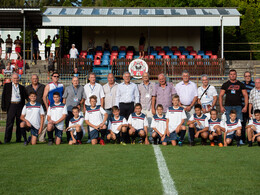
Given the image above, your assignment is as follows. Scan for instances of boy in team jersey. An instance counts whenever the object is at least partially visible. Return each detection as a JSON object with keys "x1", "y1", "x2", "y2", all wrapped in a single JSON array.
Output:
[
  {"x1": 85, "y1": 95, "x2": 108, "y2": 145},
  {"x1": 246, "y1": 109, "x2": 260, "y2": 147},
  {"x1": 47, "y1": 92, "x2": 67, "y2": 145},
  {"x1": 208, "y1": 109, "x2": 224, "y2": 147},
  {"x1": 107, "y1": 106, "x2": 128, "y2": 145},
  {"x1": 128, "y1": 103, "x2": 149, "y2": 145},
  {"x1": 66, "y1": 106, "x2": 85, "y2": 145},
  {"x1": 20, "y1": 92, "x2": 45, "y2": 145},
  {"x1": 151, "y1": 104, "x2": 167, "y2": 145},
  {"x1": 164, "y1": 95, "x2": 187, "y2": 146},
  {"x1": 187, "y1": 104, "x2": 209, "y2": 146},
  {"x1": 223, "y1": 110, "x2": 242, "y2": 147}
]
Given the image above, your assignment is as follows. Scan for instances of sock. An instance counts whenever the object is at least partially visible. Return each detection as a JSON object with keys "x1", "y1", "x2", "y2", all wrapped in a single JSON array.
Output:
[
  {"x1": 100, "y1": 130, "x2": 106, "y2": 140},
  {"x1": 132, "y1": 133, "x2": 136, "y2": 142},
  {"x1": 21, "y1": 127, "x2": 27, "y2": 142},
  {"x1": 47, "y1": 131, "x2": 53, "y2": 142},
  {"x1": 76, "y1": 132, "x2": 83, "y2": 141},
  {"x1": 258, "y1": 142, "x2": 260, "y2": 146},
  {"x1": 218, "y1": 135, "x2": 222, "y2": 144},
  {"x1": 201, "y1": 137, "x2": 207, "y2": 144},
  {"x1": 180, "y1": 130, "x2": 186, "y2": 142},
  {"x1": 153, "y1": 137, "x2": 157, "y2": 144},
  {"x1": 189, "y1": 128, "x2": 195, "y2": 142},
  {"x1": 236, "y1": 136, "x2": 241, "y2": 145},
  {"x1": 248, "y1": 141, "x2": 252, "y2": 146},
  {"x1": 66, "y1": 131, "x2": 71, "y2": 142},
  {"x1": 122, "y1": 132, "x2": 127, "y2": 143}
]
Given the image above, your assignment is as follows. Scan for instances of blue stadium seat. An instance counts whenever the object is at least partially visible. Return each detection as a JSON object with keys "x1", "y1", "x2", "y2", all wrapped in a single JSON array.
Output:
[
  {"x1": 155, "y1": 55, "x2": 162, "y2": 59},
  {"x1": 179, "y1": 46, "x2": 186, "y2": 52},
  {"x1": 103, "y1": 51, "x2": 110, "y2": 55},
  {"x1": 182, "y1": 51, "x2": 189, "y2": 56},
  {"x1": 112, "y1": 46, "x2": 118, "y2": 51},
  {"x1": 151, "y1": 51, "x2": 157, "y2": 56},
  {"x1": 163, "y1": 46, "x2": 170, "y2": 51},
  {"x1": 102, "y1": 55, "x2": 110, "y2": 60},
  {"x1": 203, "y1": 55, "x2": 209, "y2": 59},
  {"x1": 96, "y1": 46, "x2": 102, "y2": 51},
  {"x1": 134, "y1": 55, "x2": 139, "y2": 59},
  {"x1": 86, "y1": 55, "x2": 94, "y2": 60},
  {"x1": 118, "y1": 55, "x2": 125, "y2": 59},
  {"x1": 198, "y1": 50, "x2": 205, "y2": 56},
  {"x1": 119, "y1": 51, "x2": 126, "y2": 55},
  {"x1": 187, "y1": 55, "x2": 194, "y2": 59},
  {"x1": 166, "y1": 51, "x2": 173, "y2": 56},
  {"x1": 149, "y1": 46, "x2": 154, "y2": 51},
  {"x1": 101, "y1": 60, "x2": 109, "y2": 66},
  {"x1": 171, "y1": 55, "x2": 178, "y2": 59}
]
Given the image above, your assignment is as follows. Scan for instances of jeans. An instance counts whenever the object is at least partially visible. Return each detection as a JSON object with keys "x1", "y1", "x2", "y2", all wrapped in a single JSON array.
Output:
[{"x1": 225, "y1": 106, "x2": 243, "y2": 122}]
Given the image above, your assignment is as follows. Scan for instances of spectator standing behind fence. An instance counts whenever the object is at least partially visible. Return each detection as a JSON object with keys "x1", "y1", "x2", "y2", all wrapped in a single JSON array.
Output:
[
  {"x1": 87, "y1": 39, "x2": 95, "y2": 55},
  {"x1": 116, "y1": 72, "x2": 139, "y2": 119},
  {"x1": 48, "y1": 53, "x2": 55, "y2": 77},
  {"x1": 5, "y1": 34, "x2": 13, "y2": 60},
  {"x1": 33, "y1": 34, "x2": 42, "y2": 61},
  {"x1": 139, "y1": 33, "x2": 145, "y2": 58},
  {"x1": 26, "y1": 74, "x2": 46, "y2": 142},
  {"x1": 63, "y1": 76, "x2": 85, "y2": 142},
  {"x1": 219, "y1": 69, "x2": 248, "y2": 122},
  {"x1": 44, "y1": 35, "x2": 52, "y2": 59},
  {"x1": 152, "y1": 73, "x2": 176, "y2": 115},
  {"x1": 14, "y1": 36, "x2": 22, "y2": 59},
  {"x1": 175, "y1": 70, "x2": 198, "y2": 119},
  {"x1": 103, "y1": 73, "x2": 118, "y2": 119},
  {"x1": 1, "y1": 73, "x2": 28, "y2": 143},
  {"x1": 197, "y1": 74, "x2": 218, "y2": 118},
  {"x1": 138, "y1": 72, "x2": 154, "y2": 129},
  {"x1": 53, "y1": 34, "x2": 60, "y2": 59},
  {"x1": 104, "y1": 39, "x2": 110, "y2": 51},
  {"x1": 241, "y1": 71, "x2": 255, "y2": 144},
  {"x1": 249, "y1": 78, "x2": 260, "y2": 118},
  {"x1": 69, "y1": 44, "x2": 78, "y2": 69},
  {"x1": 0, "y1": 35, "x2": 4, "y2": 59},
  {"x1": 72, "y1": 67, "x2": 80, "y2": 77}
]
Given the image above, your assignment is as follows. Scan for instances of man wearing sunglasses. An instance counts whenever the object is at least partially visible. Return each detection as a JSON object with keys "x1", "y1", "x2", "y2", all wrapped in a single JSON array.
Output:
[{"x1": 43, "y1": 72, "x2": 64, "y2": 112}]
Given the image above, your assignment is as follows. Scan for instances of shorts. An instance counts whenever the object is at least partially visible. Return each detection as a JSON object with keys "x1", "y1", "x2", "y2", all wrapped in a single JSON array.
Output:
[
  {"x1": 89, "y1": 129, "x2": 99, "y2": 140},
  {"x1": 33, "y1": 48, "x2": 39, "y2": 55},
  {"x1": 139, "y1": 45, "x2": 144, "y2": 51},
  {"x1": 15, "y1": 47, "x2": 21, "y2": 53},
  {"x1": 196, "y1": 129, "x2": 208, "y2": 138},
  {"x1": 135, "y1": 129, "x2": 144, "y2": 137},
  {"x1": 48, "y1": 65, "x2": 54, "y2": 72},
  {"x1": 109, "y1": 132, "x2": 120, "y2": 140},
  {"x1": 162, "y1": 131, "x2": 178, "y2": 142},
  {"x1": 6, "y1": 47, "x2": 12, "y2": 53},
  {"x1": 30, "y1": 126, "x2": 39, "y2": 137},
  {"x1": 55, "y1": 128, "x2": 63, "y2": 139},
  {"x1": 226, "y1": 131, "x2": 236, "y2": 140}
]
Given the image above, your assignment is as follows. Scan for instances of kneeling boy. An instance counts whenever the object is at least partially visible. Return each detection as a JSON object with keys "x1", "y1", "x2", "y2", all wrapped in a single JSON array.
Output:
[
  {"x1": 128, "y1": 103, "x2": 149, "y2": 144},
  {"x1": 187, "y1": 104, "x2": 209, "y2": 146},
  {"x1": 247, "y1": 109, "x2": 260, "y2": 147},
  {"x1": 164, "y1": 95, "x2": 187, "y2": 146},
  {"x1": 85, "y1": 95, "x2": 108, "y2": 145},
  {"x1": 20, "y1": 92, "x2": 45, "y2": 145},
  {"x1": 208, "y1": 109, "x2": 224, "y2": 147},
  {"x1": 223, "y1": 110, "x2": 242, "y2": 147},
  {"x1": 47, "y1": 92, "x2": 67, "y2": 145},
  {"x1": 107, "y1": 106, "x2": 128, "y2": 145},
  {"x1": 66, "y1": 106, "x2": 85, "y2": 145}
]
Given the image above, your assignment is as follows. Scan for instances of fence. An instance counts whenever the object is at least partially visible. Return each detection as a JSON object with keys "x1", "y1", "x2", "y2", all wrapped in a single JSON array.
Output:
[
  {"x1": 57, "y1": 58, "x2": 93, "y2": 75},
  {"x1": 112, "y1": 58, "x2": 225, "y2": 79}
]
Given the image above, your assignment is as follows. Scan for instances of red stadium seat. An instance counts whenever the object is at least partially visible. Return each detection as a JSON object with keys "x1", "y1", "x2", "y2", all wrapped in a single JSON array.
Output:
[
  {"x1": 186, "y1": 46, "x2": 194, "y2": 52},
  {"x1": 179, "y1": 55, "x2": 186, "y2": 59},
  {"x1": 190, "y1": 51, "x2": 197, "y2": 56},
  {"x1": 120, "y1": 46, "x2": 127, "y2": 51},
  {"x1": 94, "y1": 55, "x2": 102, "y2": 60},
  {"x1": 171, "y1": 46, "x2": 178, "y2": 51},
  {"x1": 96, "y1": 51, "x2": 103, "y2": 56},
  {"x1": 206, "y1": 51, "x2": 213, "y2": 56},
  {"x1": 163, "y1": 55, "x2": 170, "y2": 59},
  {"x1": 195, "y1": 55, "x2": 202, "y2": 59},
  {"x1": 158, "y1": 51, "x2": 165, "y2": 56},
  {"x1": 126, "y1": 55, "x2": 133, "y2": 60},
  {"x1": 155, "y1": 46, "x2": 162, "y2": 51},
  {"x1": 211, "y1": 55, "x2": 217, "y2": 59},
  {"x1": 94, "y1": 59, "x2": 101, "y2": 65},
  {"x1": 179, "y1": 55, "x2": 186, "y2": 65},
  {"x1": 149, "y1": 55, "x2": 154, "y2": 59},
  {"x1": 174, "y1": 51, "x2": 181, "y2": 56},
  {"x1": 111, "y1": 51, "x2": 118, "y2": 56}
]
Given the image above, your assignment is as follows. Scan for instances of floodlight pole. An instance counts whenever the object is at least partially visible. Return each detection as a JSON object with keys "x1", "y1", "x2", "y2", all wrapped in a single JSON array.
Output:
[
  {"x1": 31, "y1": 30, "x2": 33, "y2": 62},
  {"x1": 22, "y1": 9, "x2": 26, "y2": 74},
  {"x1": 220, "y1": 15, "x2": 224, "y2": 59},
  {"x1": 148, "y1": 27, "x2": 150, "y2": 55}
]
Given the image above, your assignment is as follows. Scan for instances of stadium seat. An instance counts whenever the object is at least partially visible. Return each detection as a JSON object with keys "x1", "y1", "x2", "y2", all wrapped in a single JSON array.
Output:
[
  {"x1": 155, "y1": 55, "x2": 162, "y2": 59},
  {"x1": 120, "y1": 46, "x2": 127, "y2": 51},
  {"x1": 111, "y1": 52, "x2": 118, "y2": 56},
  {"x1": 149, "y1": 55, "x2": 154, "y2": 59},
  {"x1": 101, "y1": 60, "x2": 109, "y2": 66},
  {"x1": 163, "y1": 46, "x2": 170, "y2": 51},
  {"x1": 198, "y1": 50, "x2": 204, "y2": 56},
  {"x1": 179, "y1": 46, "x2": 185, "y2": 52},
  {"x1": 112, "y1": 46, "x2": 118, "y2": 51},
  {"x1": 155, "y1": 46, "x2": 162, "y2": 51},
  {"x1": 203, "y1": 55, "x2": 210, "y2": 59},
  {"x1": 182, "y1": 51, "x2": 189, "y2": 56},
  {"x1": 110, "y1": 56, "x2": 117, "y2": 65},
  {"x1": 94, "y1": 55, "x2": 102, "y2": 60},
  {"x1": 187, "y1": 55, "x2": 194, "y2": 65},
  {"x1": 102, "y1": 55, "x2": 110, "y2": 60},
  {"x1": 206, "y1": 51, "x2": 213, "y2": 56},
  {"x1": 134, "y1": 55, "x2": 139, "y2": 59},
  {"x1": 94, "y1": 59, "x2": 101, "y2": 65},
  {"x1": 179, "y1": 55, "x2": 186, "y2": 65},
  {"x1": 186, "y1": 46, "x2": 194, "y2": 52},
  {"x1": 119, "y1": 51, "x2": 126, "y2": 55},
  {"x1": 163, "y1": 55, "x2": 170, "y2": 59},
  {"x1": 171, "y1": 46, "x2": 178, "y2": 51},
  {"x1": 158, "y1": 51, "x2": 165, "y2": 56},
  {"x1": 187, "y1": 55, "x2": 194, "y2": 59},
  {"x1": 179, "y1": 55, "x2": 186, "y2": 59},
  {"x1": 148, "y1": 46, "x2": 154, "y2": 51},
  {"x1": 96, "y1": 46, "x2": 102, "y2": 51},
  {"x1": 127, "y1": 51, "x2": 134, "y2": 55},
  {"x1": 190, "y1": 51, "x2": 197, "y2": 56},
  {"x1": 118, "y1": 55, "x2": 125, "y2": 59},
  {"x1": 171, "y1": 55, "x2": 178, "y2": 59},
  {"x1": 151, "y1": 51, "x2": 157, "y2": 56},
  {"x1": 103, "y1": 51, "x2": 110, "y2": 55},
  {"x1": 86, "y1": 55, "x2": 94, "y2": 60},
  {"x1": 126, "y1": 55, "x2": 133, "y2": 60},
  {"x1": 166, "y1": 51, "x2": 173, "y2": 56},
  {"x1": 174, "y1": 51, "x2": 181, "y2": 56},
  {"x1": 195, "y1": 55, "x2": 202, "y2": 59},
  {"x1": 211, "y1": 55, "x2": 217, "y2": 59}
]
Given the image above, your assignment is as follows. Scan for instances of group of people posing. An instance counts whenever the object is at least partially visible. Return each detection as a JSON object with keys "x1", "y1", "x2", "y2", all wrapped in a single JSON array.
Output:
[{"x1": 1, "y1": 69, "x2": 260, "y2": 147}]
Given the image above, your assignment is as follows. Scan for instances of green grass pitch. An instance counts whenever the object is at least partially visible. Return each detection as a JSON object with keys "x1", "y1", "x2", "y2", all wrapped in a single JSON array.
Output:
[{"x1": 0, "y1": 132, "x2": 259, "y2": 195}]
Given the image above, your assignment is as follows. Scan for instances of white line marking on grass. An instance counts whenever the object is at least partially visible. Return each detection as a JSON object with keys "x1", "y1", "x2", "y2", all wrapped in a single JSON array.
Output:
[{"x1": 153, "y1": 145, "x2": 178, "y2": 195}]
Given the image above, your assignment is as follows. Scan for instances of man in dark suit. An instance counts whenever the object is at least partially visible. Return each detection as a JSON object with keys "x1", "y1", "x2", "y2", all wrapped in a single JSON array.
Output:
[{"x1": 1, "y1": 73, "x2": 28, "y2": 143}]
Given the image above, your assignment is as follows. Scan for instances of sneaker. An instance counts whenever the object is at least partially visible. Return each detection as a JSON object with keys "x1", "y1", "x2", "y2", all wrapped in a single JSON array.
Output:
[
  {"x1": 120, "y1": 141, "x2": 126, "y2": 146},
  {"x1": 77, "y1": 140, "x2": 82, "y2": 145},
  {"x1": 178, "y1": 141, "x2": 183, "y2": 147},
  {"x1": 210, "y1": 142, "x2": 215, "y2": 147},
  {"x1": 48, "y1": 141, "x2": 53, "y2": 145},
  {"x1": 87, "y1": 139, "x2": 91, "y2": 144},
  {"x1": 239, "y1": 140, "x2": 244, "y2": 145},
  {"x1": 218, "y1": 143, "x2": 224, "y2": 147},
  {"x1": 237, "y1": 143, "x2": 241, "y2": 147},
  {"x1": 100, "y1": 139, "x2": 105, "y2": 145},
  {"x1": 131, "y1": 140, "x2": 135, "y2": 145},
  {"x1": 24, "y1": 141, "x2": 28, "y2": 146}
]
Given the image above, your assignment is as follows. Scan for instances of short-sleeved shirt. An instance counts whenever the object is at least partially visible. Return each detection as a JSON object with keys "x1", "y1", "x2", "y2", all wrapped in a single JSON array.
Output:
[
  {"x1": 198, "y1": 85, "x2": 218, "y2": 106},
  {"x1": 151, "y1": 114, "x2": 167, "y2": 134},
  {"x1": 166, "y1": 107, "x2": 187, "y2": 133},
  {"x1": 221, "y1": 80, "x2": 246, "y2": 106},
  {"x1": 248, "y1": 119, "x2": 260, "y2": 133},
  {"x1": 128, "y1": 113, "x2": 148, "y2": 130},
  {"x1": 69, "y1": 48, "x2": 78, "y2": 58},
  {"x1": 241, "y1": 80, "x2": 255, "y2": 106},
  {"x1": 208, "y1": 118, "x2": 224, "y2": 132},
  {"x1": 189, "y1": 114, "x2": 209, "y2": 130},
  {"x1": 108, "y1": 116, "x2": 127, "y2": 134},
  {"x1": 21, "y1": 102, "x2": 45, "y2": 130},
  {"x1": 152, "y1": 82, "x2": 176, "y2": 112},
  {"x1": 47, "y1": 102, "x2": 67, "y2": 130},
  {"x1": 63, "y1": 85, "x2": 85, "y2": 111},
  {"x1": 68, "y1": 116, "x2": 85, "y2": 135},
  {"x1": 85, "y1": 105, "x2": 107, "y2": 131},
  {"x1": 175, "y1": 81, "x2": 198, "y2": 106},
  {"x1": 84, "y1": 83, "x2": 105, "y2": 106},
  {"x1": 138, "y1": 82, "x2": 154, "y2": 111},
  {"x1": 103, "y1": 82, "x2": 118, "y2": 109},
  {"x1": 224, "y1": 118, "x2": 241, "y2": 135},
  {"x1": 5, "y1": 38, "x2": 12, "y2": 48},
  {"x1": 249, "y1": 88, "x2": 260, "y2": 111},
  {"x1": 48, "y1": 82, "x2": 64, "y2": 105}
]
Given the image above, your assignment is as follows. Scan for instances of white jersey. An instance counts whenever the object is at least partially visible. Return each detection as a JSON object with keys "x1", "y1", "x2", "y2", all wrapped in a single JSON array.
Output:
[
  {"x1": 248, "y1": 119, "x2": 260, "y2": 133},
  {"x1": 166, "y1": 107, "x2": 187, "y2": 133},
  {"x1": 84, "y1": 83, "x2": 105, "y2": 106},
  {"x1": 85, "y1": 105, "x2": 107, "y2": 131},
  {"x1": 47, "y1": 102, "x2": 67, "y2": 130},
  {"x1": 21, "y1": 102, "x2": 45, "y2": 130},
  {"x1": 208, "y1": 118, "x2": 224, "y2": 132},
  {"x1": 128, "y1": 113, "x2": 148, "y2": 130},
  {"x1": 68, "y1": 116, "x2": 85, "y2": 135},
  {"x1": 189, "y1": 114, "x2": 209, "y2": 130},
  {"x1": 151, "y1": 114, "x2": 167, "y2": 135},
  {"x1": 108, "y1": 116, "x2": 128, "y2": 134},
  {"x1": 224, "y1": 119, "x2": 242, "y2": 136}
]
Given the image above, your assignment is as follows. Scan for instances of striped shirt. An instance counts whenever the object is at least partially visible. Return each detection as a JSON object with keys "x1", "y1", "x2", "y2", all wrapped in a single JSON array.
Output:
[
  {"x1": 249, "y1": 87, "x2": 260, "y2": 111},
  {"x1": 242, "y1": 80, "x2": 255, "y2": 105}
]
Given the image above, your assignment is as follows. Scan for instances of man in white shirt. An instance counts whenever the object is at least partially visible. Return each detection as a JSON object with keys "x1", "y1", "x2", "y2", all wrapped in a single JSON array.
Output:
[
  {"x1": 198, "y1": 74, "x2": 218, "y2": 118},
  {"x1": 116, "y1": 71, "x2": 139, "y2": 119},
  {"x1": 69, "y1": 44, "x2": 78, "y2": 59}
]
